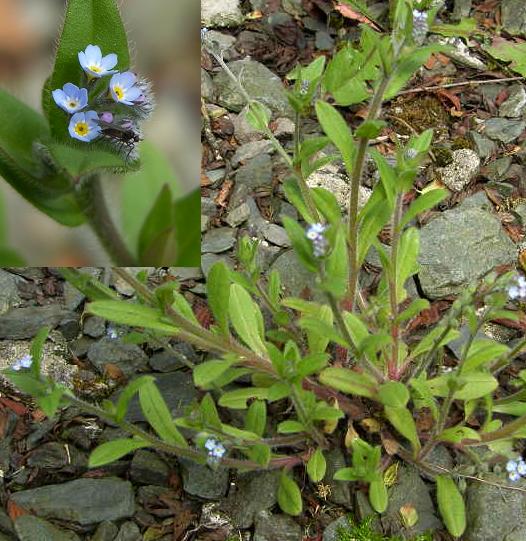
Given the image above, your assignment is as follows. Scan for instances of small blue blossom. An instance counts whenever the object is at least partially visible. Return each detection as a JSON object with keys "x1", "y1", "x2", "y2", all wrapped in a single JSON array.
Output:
[
  {"x1": 78, "y1": 44, "x2": 118, "y2": 78},
  {"x1": 517, "y1": 460, "x2": 526, "y2": 476},
  {"x1": 507, "y1": 459, "x2": 518, "y2": 473},
  {"x1": 12, "y1": 354, "x2": 33, "y2": 371},
  {"x1": 204, "y1": 438, "x2": 226, "y2": 464},
  {"x1": 509, "y1": 471, "x2": 521, "y2": 482},
  {"x1": 405, "y1": 148, "x2": 418, "y2": 160},
  {"x1": 506, "y1": 458, "x2": 526, "y2": 482},
  {"x1": 52, "y1": 83, "x2": 88, "y2": 114},
  {"x1": 306, "y1": 223, "x2": 328, "y2": 257},
  {"x1": 109, "y1": 72, "x2": 142, "y2": 106},
  {"x1": 106, "y1": 326, "x2": 118, "y2": 340},
  {"x1": 412, "y1": 10, "x2": 428, "y2": 44},
  {"x1": 299, "y1": 80, "x2": 309, "y2": 95},
  {"x1": 508, "y1": 274, "x2": 526, "y2": 300},
  {"x1": 68, "y1": 111, "x2": 101, "y2": 142}
]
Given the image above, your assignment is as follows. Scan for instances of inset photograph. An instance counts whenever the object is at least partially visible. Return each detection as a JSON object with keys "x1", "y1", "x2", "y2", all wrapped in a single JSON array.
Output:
[{"x1": 0, "y1": 0, "x2": 199, "y2": 266}]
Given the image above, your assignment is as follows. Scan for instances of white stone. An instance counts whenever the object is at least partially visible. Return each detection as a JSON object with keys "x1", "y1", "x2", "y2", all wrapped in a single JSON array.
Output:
[
  {"x1": 437, "y1": 149, "x2": 480, "y2": 192},
  {"x1": 202, "y1": 0, "x2": 243, "y2": 27}
]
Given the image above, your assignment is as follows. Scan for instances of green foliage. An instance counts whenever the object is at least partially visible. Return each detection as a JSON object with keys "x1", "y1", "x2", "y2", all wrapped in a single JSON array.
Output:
[{"x1": 335, "y1": 515, "x2": 433, "y2": 541}]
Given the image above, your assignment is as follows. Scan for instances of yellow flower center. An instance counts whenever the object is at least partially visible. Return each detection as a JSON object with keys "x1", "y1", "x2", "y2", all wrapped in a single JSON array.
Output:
[
  {"x1": 74, "y1": 121, "x2": 89, "y2": 137},
  {"x1": 113, "y1": 85, "x2": 124, "y2": 100},
  {"x1": 89, "y1": 65, "x2": 101, "y2": 73},
  {"x1": 68, "y1": 100, "x2": 78, "y2": 109}
]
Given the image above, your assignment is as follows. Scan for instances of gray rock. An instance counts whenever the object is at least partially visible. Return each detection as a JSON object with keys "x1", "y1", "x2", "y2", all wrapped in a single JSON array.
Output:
[
  {"x1": 232, "y1": 140, "x2": 274, "y2": 167},
  {"x1": 235, "y1": 154, "x2": 273, "y2": 189},
  {"x1": 204, "y1": 30, "x2": 237, "y2": 56},
  {"x1": 201, "y1": 0, "x2": 244, "y2": 27},
  {"x1": 452, "y1": 0, "x2": 472, "y2": 20},
  {"x1": 214, "y1": 59, "x2": 292, "y2": 116},
  {"x1": 323, "y1": 448, "x2": 351, "y2": 507},
  {"x1": 149, "y1": 345, "x2": 195, "y2": 372},
  {"x1": 122, "y1": 371, "x2": 198, "y2": 423},
  {"x1": 168, "y1": 267, "x2": 203, "y2": 281},
  {"x1": 483, "y1": 156, "x2": 512, "y2": 181},
  {"x1": 202, "y1": 227, "x2": 237, "y2": 253},
  {"x1": 499, "y1": 85, "x2": 526, "y2": 117},
  {"x1": 515, "y1": 202, "x2": 526, "y2": 225},
  {"x1": 87, "y1": 338, "x2": 148, "y2": 376},
  {"x1": 0, "y1": 270, "x2": 21, "y2": 315},
  {"x1": 27, "y1": 441, "x2": 87, "y2": 472},
  {"x1": 225, "y1": 203, "x2": 251, "y2": 227},
  {"x1": 253, "y1": 511, "x2": 302, "y2": 541},
  {"x1": 92, "y1": 521, "x2": 119, "y2": 541},
  {"x1": 262, "y1": 223, "x2": 291, "y2": 247},
  {"x1": 14, "y1": 515, "x2": 80, "y2": 541},
  {"x1": 273, "y1": 117, "x2": 295, "y2": 138},
  {"x1": 438, "y1": 149, "x2": 480, "y2": 192},
  {"x1": 316, "y1": 30, "x2": 334, "y2": 51},
  {"x1": 201, "y1": 253, "x2": 235, "y2": 278},
  {"x1": 201, "y1": 214, "x2": 210, "y2": 233},
  {"x1": 202, "y1": 197, "x2": 218, "y2": 217},
  {"x1": 381, "y1": 466, "x2": 441, "y2": 537},
  {"x1": 323, "y1": 516, "x2": 352, "y2": 541},
  {"x1": 269, "y1": 250, "x2": 320, "y2": 300},
  {"x1": 83, "y1": 316, "x2": 106, "y2": 338},
  {"x1": 130, "y1": 449, "x2": 170, "y2": 486},
  {"x1": 180, "y1": 459, "x2": 229, "y2": 500},
  {"x1": 469, "y1": 131, "x2": 497, "y2": 159},
  {"x1": 501, "y1": 0, "x2": 526, "y2": 37},
  {"x1": 465, "y1": 476, "x2": 526, "y2": 541},
  {"x1": 114, "y1": 521, "x2": 141, "y2": 541},
  {"x1": 10, "y1": 478, "x2": 135, "y2": 525},
  {"x1": 58, "y1": 313, "x2": 81, "y2": 341},
  {"x1": 221, "y1": 470, "x2": 280, "y2": 528},
  {"x1": 482, "y1": 118, "x2": 526, "y2": 143},
  {"x1": 0, "y1": 305, "x2": 70, "y2": 339},
  {"x1": 0, "y1": 508, "x2": 14, "y2": 537},
  {"x1": 62, "y1": 268, "x2": 102, "y2": 311},
  {"x1": 201, "y1": 69, "x2": 215, "y2": 102},
  {"x1": 418, "y1": 193, "x2": 517, "y2": 298}
]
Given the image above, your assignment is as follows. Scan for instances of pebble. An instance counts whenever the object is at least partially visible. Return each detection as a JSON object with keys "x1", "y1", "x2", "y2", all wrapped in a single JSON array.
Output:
[
  {"x1": 202, "y1": 227, "x2": 237, "y2": 253},
  {"x1": 14, "y1": 515, "x2": 81, "y2": 541},
  {"x1": 201, "y1": 0, "x2": 244, "y2": 27},
  {"x1": 482, "y1": 118, "x2": 526, "y2": 143},
  {"x1": 437, "y1": 148, "x2": 480, "y2": 192},
  {"x1": 499, "y1": 85, "x2": 526, "y2": 117},
  {"x1": 261, "y1": 223, "x2": 291, "y2": 247},
  {"x1": 225, "y1": 202, "x2": 251, "y2": 227},
  {"x1": 235, "y1": 154, "x2": 273, "y2": 189},
  {"x1": 231, "y1": 140, "x2": 274, "y2": 167}
]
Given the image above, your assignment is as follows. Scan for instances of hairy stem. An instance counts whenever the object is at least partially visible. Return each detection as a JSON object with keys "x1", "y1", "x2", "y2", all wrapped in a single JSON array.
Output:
[{"x1": 75, "y1": 177, "x2": 136, "y2": 265}]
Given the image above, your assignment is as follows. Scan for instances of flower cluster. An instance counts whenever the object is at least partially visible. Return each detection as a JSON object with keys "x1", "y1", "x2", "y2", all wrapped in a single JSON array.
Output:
[
  {"x1": 12, "y1": 354, "x2": 33, "y2": 371},
  {"x1": 306, "y1": 223, "x2": 328, "y2": 257},
  {"x1": 508, "y1": 274, "x2": 526, "y2": 301},
  {"x1": 51, "y1": 44, "x2": 154, "y2": 161},
  {"x1": 204, "y1": 438, "x2": 226, "y2": 465},
  {"x1": 412, "y1": 10, "x2": 428, "y2": 45},
  {"x1": 506, "y1": 457, "x2": 526, "y2": 482}
]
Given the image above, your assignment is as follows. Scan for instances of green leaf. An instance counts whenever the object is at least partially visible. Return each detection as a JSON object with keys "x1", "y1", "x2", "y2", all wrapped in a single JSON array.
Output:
[
  {"x1": 400, "y1": 189, "x2": 448, "y2": 229},
  {"x1": 311, "y1": 188, "x2": 342, "y2": 225},
  {"x1": 37, "y1": 386, "x2": 67, "y2": 418},
  {"x1": 245, "y1": 400, "x2": 267, "y2": 437},
  {"x1": 411, "y1": 326, "x2": 460, "y2": 358},
  {"x1": 356, "y1": 120, "x2": 386, "y2": 139},
  {"x1": 115, "y1": 375, "x2": 153, "y2": 422},
  {"x1": 277, "y1": 473, "x2": 303, "y2": 516},
  {"x1": 137, "y1": 184, "x2": 176, "y2": 264},
  {"x1": 315, "y1": 100, "x2": 355, "y2": 173},
  {"x1": 89, "y1": 438, "x2": 149, "y2": 467},
  {"x1": 427, "y1": 372, "x2": 498, "y2": 401},
  {"x1": 462, "y1": 339, "x2": 510, "y2": 374},
  {"x1": 172, "y1": 188, "x2": 200, "y2": 266},
  {"x1": 282, "y1": 216, "x2": 318, "y2": 271},
  {"x1": 59, "y1": 268, "x2": 119, "y2": 301},
  {"x1": 200, "y1": 393, "x2": 222, "y2": 429},
  {"x1": 277, "y1": 420, "x2": 305, "y2": 434},
  {"x1": 246, "y1": 443, "x2": 271, "y2": 466},
  {"x1": 46, "y1": 0, "x2": 130, "y2": 140},
  {"x1": 207, "y1": 262, "x2": 231, "y2": 336},
  {"x1": 0, "y1": 248, "x2": 26, "y2": 266},
  {"x1": 321, "y1": 226, "x2": 348, "y2": 299},
  {"x1": 439, "y1": 425, "x2": 480, "y2": 444},
  {"x1": 229, "y1": 283, "x2": 267, "y2": 356},
  {"x1": 384, "y1": 406, "x2": 420, "y2": 452},
  {"x1": 436, "y1": 475, "x2": 466, "y2": 537},
  {"x1": 431, "y1": 18, "x2": 478, "y2": 38},
  {"x1": 283, "y1": 179, "x2": 316, "y2": 224},
  {"x1": 394, "y1": 298, "x2": 430, "y2": 325},
  {"x1": 378, "y1": 381, "x2": 409, "y2": 408},
  {"x1": 139, "y1": 379, "x2": 187, "y2": 446},
  {"x1": 218, "y1": 387, "x2": 269, "y2": 409},
  {"x1": 193, "y1": 360, "x2": 233, "y2": 388},
  {"x1": 299, "y1": 317, "x2": 349, "y2": 348},
  {"x1": 396, "y1": 227, "x2": 420, "y2": 301},
  {"x1": 246, "y1": 101, "x2": 271, "y2": 131},
  {"x1": 486, "y1": 39, "x2": 526, "y2": 76},
  {"x1": 305, "y1": 306, "x2": 333, "y2": 355},
  {"x1": 369, "y1": 477, "x2": 388, "y2": 513},
  {"x1": 319, "y1": 367, "x2": 378, "y2": 398},
  {"x1": 307, "y1": 448, "x2": 326, "y2": 482},
  {"x1": 87, "y1": 300, "x2": 178, "y2": 334},
  {"x1": 0, "y1": 90, "x2": 84, "y2": 226},
  {"x1": 122, "y1": 142, "x2": 182, "y2": 253},
  {"x1": 30, "y1": 326, "x2": 51, "y2": 375},
  {"x1": 385, "y1": 44, "x2": 448, "y2": 99}
]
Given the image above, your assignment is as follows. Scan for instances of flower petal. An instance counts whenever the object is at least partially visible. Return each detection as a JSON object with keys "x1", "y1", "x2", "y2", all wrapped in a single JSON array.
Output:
[
  {"x1": 52, "y1": 89, "x2": 67, "y2": 106},
  {"x1": 84, "y1": 44, "x2": 102, "y2": 63},
  {"x1": 119, "y1": 71, "x2": 137, "y2": 88},
  {"x1": 125, "y1": 87, "x2": 142, "y2": 102},
  {"x1": 101, "y1": 53, "x2": 118, "y2": 70}
]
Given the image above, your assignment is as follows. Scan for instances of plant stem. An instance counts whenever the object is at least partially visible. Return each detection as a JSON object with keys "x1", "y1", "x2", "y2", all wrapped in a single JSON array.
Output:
[
  {"x1": 347, "y1": 74, "x2": 392, "y2": 309},
  {"x1": 75, "y1": 177, "x2": 136, "y2": 265},
  {"x1": 387, "y1": 193, "x2": 404, "y2": 379}
]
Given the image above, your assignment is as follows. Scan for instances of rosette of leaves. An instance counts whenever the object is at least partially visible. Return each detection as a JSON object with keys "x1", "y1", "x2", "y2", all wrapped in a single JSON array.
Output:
[{"x1": 0, "y1": 0, "x2": 198, "y2": 265}]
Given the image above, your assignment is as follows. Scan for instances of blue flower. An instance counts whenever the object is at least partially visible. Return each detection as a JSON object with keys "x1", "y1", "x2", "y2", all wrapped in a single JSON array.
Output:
[
  {"x1": 306, "y1": 223, "x2": 328, "y2": 257},
  {"x1": 109, "y1": 72, "x2": 142, "y2": 106},
  {"x1": 517, "y1": 460, "x2": 526, "y2": 476},
  {"x1": 412, "y1": 10, "x2": 428, "y2": 44},
  {"x1": 509, "y1": 471, "x2": 521, "y2": 482},
  {"x1": 52, "y1": 83, "x2": 88, "y2": 114},
  {"x1": 68, "y1": 111, "x2": 101, "y2": 142},
  {"x1": 12, "y1": 354, "x2": 33, "y2": 371},
  {"x1": 78, "y1": 45, "x2": 118, "y2": 78},
  {"x1": 508, "y1": 275, "x2": 526, "y2": 300},
  {"x1": 506, "y1": 459, "x2": 518, "y2": 473},
  {"x1": 204, "y1": 438, "x2": 226, "y2": 464}
]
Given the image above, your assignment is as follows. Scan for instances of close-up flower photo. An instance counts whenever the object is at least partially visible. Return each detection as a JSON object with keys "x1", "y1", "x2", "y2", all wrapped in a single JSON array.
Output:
[{"x1": 0, "y1": 0, "x2": 199, "y2": 265}]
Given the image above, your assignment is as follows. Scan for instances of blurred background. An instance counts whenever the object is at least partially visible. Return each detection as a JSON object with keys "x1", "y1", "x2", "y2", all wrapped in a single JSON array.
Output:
[{"x1": 0, "y1": 0, "x2": 199, "y2": 265}]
